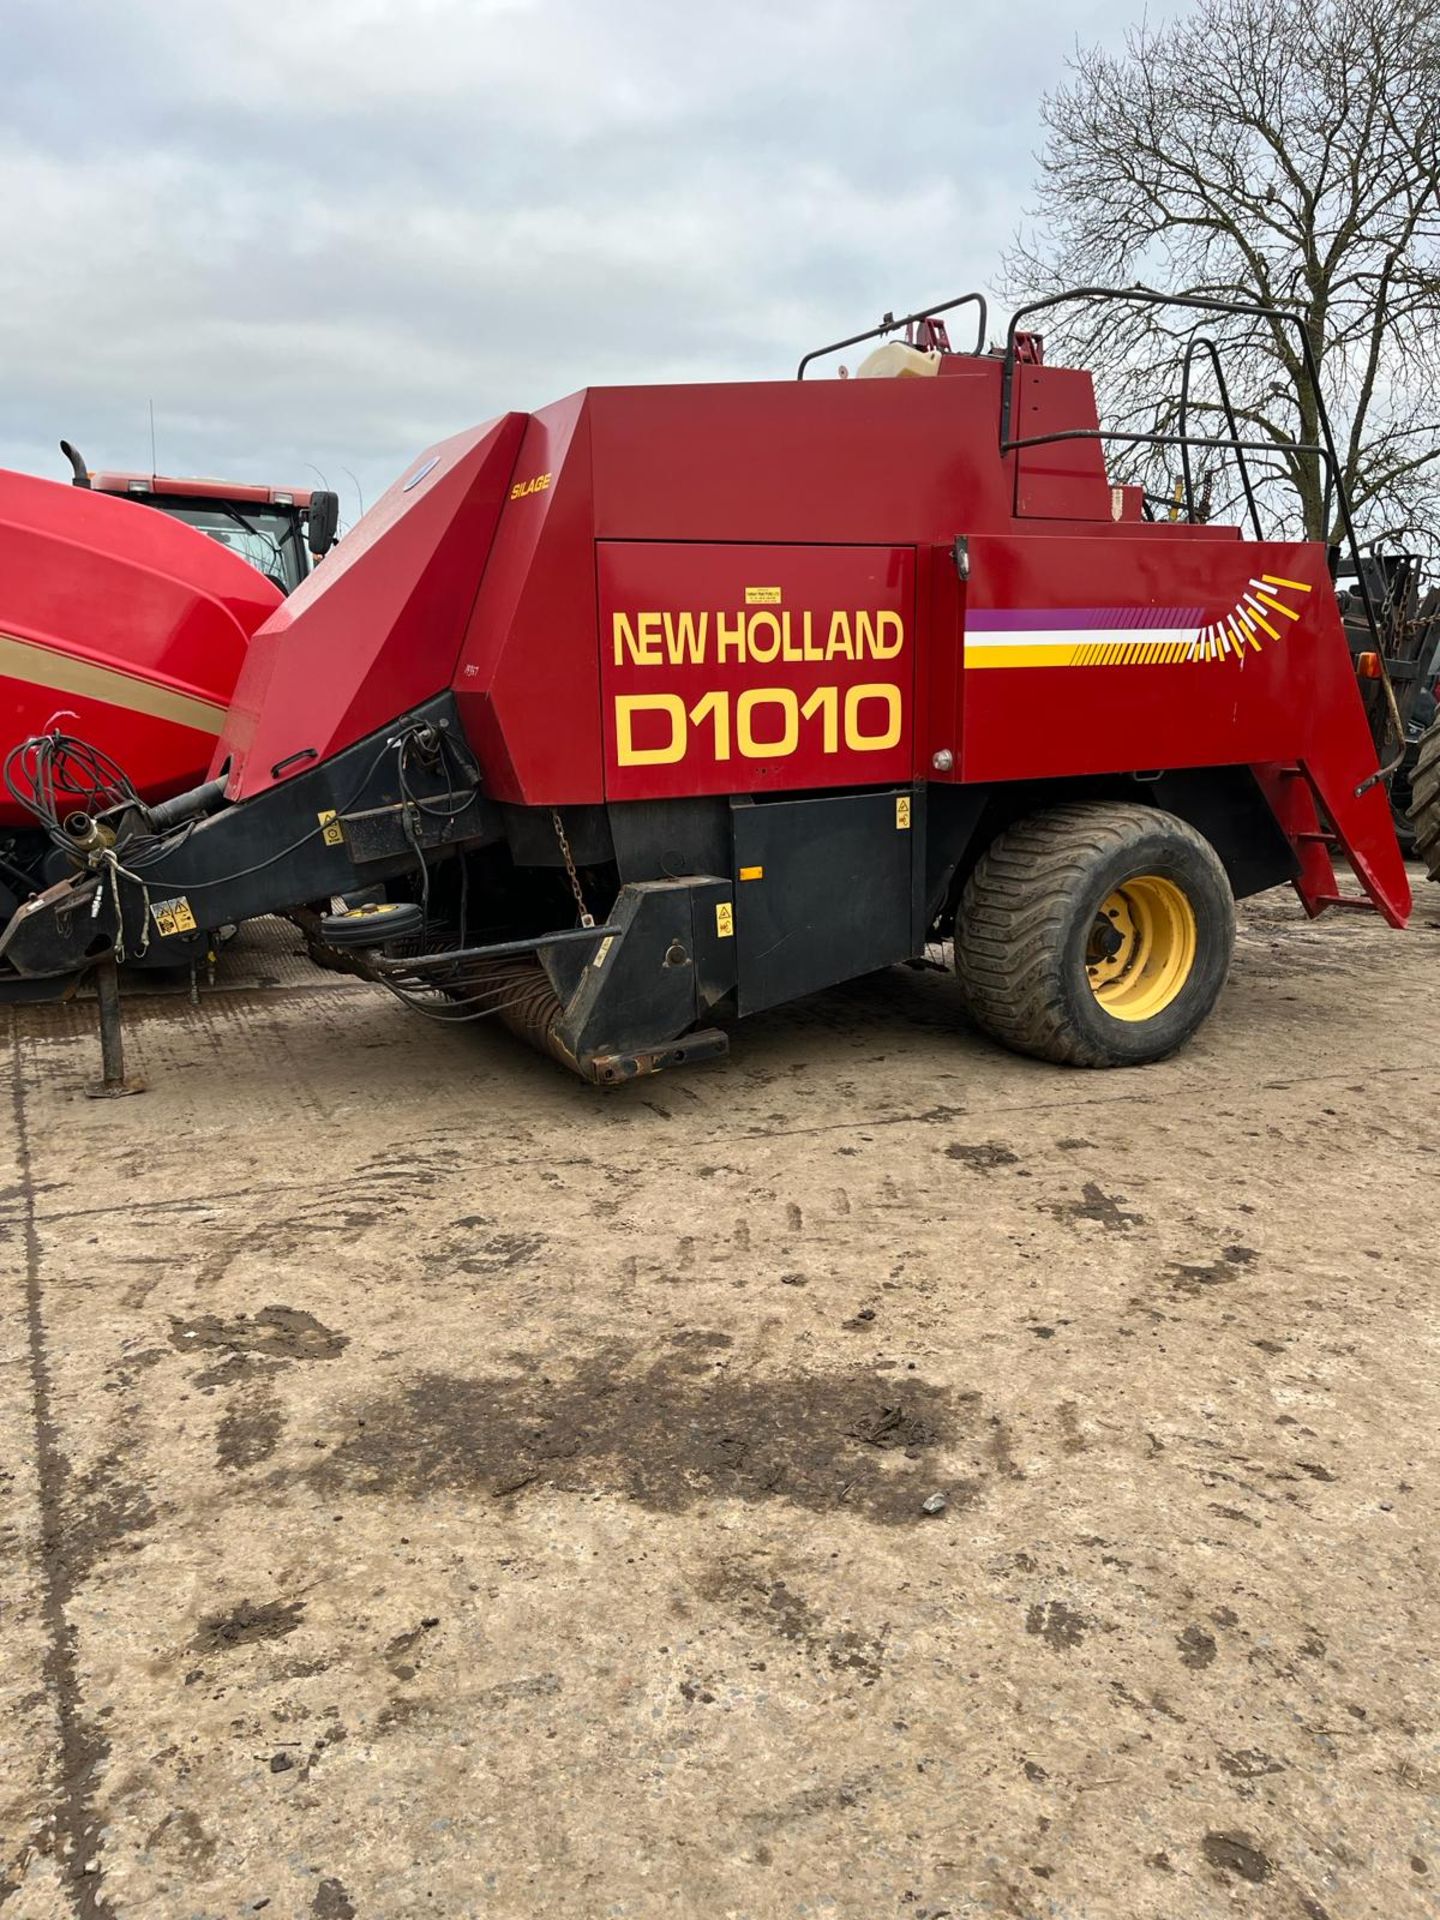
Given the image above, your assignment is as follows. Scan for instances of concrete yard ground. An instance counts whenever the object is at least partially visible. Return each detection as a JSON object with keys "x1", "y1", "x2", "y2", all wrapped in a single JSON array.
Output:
[{"x1": 2, "y1": 880, "x2": 1438, "y2": 1920}]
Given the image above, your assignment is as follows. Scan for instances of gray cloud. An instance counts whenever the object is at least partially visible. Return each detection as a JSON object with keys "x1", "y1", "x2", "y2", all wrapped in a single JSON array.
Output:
[{"x1": 1, "y1": 0, "x2": 1153, "y2": 522}]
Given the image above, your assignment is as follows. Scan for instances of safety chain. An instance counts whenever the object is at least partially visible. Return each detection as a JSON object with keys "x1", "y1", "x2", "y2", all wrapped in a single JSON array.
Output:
[{"x1": 551, "y1": 809, "x2": 595, "y2": 928}]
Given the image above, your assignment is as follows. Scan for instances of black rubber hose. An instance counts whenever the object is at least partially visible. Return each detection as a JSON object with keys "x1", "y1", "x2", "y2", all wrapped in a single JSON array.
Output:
[{"x1": 145, "y1": 776, "x2": 229, "y2": 834}]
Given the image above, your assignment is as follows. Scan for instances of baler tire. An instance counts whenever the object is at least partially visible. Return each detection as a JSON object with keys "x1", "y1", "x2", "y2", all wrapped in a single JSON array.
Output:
[
  {"x1": 953, "y1": 801, "x2": 1234, "y2": 1069},
  {"x1": 1406, "y1": 714, "x2": 1440, "y2": 882}
]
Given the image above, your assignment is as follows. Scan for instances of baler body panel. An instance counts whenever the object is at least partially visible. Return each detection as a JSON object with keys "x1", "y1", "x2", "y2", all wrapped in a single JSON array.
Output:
[
  {"x1": 217, "y1": 415, "x2": 526, "y2": 799},
  {"x1": 732, "y1": 788, "x2": 915, "y2": 1012},
  {"x1": 959, "y1": 531, "x2": 1410, "y2": 923},
  {"x1": 0, "y1": 467, "x2": 279, "y2": 826},
  {"x1": 586, "y1": 369, "x2": 1015, "y2": 544},
  {"x1": 963, "y1": 534, "x2": 1343, "y2": 779},
  {"x1": 1011, "y1": 365, "x2": 1113, "y2": 521},
  {"x1": 453, "y1": 395, "x2": 604, "y2": 805},
  {"x1": 442, "y1": 366, "x2": 1157, "y2": 806},
  {"x1": 599, "y1": 541, "x2": 915, "y2": 801}
]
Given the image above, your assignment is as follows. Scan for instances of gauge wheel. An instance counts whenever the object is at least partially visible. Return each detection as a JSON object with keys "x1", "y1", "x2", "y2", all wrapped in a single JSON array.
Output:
[
  {"x1": 954, "y1": 801, "x2": 1235, "y2": 1067},
  {"x1": 318, "y1": 899, "x2": 426, "y2": 949},
  {"x1": 1406, "y1": 713, "x2": 1440, "y2": 881}
]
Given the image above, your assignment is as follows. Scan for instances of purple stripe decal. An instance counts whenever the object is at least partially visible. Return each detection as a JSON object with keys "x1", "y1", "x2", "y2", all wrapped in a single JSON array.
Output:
[{"x1": 968, "y1": 606, "x2": 1206, "y2": 632}]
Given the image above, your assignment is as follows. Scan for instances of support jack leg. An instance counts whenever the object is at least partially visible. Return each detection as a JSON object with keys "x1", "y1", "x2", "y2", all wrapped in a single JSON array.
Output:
[{"x1": 86, "y1": 957, "x2": 147, "y2": 1099}]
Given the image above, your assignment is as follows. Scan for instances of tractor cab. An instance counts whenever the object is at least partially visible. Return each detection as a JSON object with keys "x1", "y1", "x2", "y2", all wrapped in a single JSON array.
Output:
[{"x1": 59, "y1": 440, "x2": 339, "y2": 596}]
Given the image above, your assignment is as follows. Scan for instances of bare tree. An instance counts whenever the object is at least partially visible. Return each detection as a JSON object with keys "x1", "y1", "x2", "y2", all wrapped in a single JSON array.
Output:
[{"x1": 1006, "y1": 0, "x2": 1440, "y2": 547}]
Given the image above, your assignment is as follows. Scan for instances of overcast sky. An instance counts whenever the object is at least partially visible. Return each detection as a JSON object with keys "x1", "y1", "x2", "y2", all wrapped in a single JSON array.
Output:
[{"x1": 1, "y1": 0, "x2": 1176, "y2": 522}]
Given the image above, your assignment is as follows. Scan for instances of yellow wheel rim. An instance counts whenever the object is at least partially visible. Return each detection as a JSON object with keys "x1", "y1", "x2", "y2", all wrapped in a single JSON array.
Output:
[{"x1": 1085, "y1": 874, "x2": 1197, "y2": 1022}]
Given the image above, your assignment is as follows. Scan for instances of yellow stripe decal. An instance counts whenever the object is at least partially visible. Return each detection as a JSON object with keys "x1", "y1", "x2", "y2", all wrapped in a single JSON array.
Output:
[
  {"x1": 1255, "y1": 589, "x2": 1300, "y2": 620},
  {"x1": 1242, "y1": 599, "x2": 1279, "y2": 641},
  {"x1": 966, "y1": 582, "x2": 1315, "y2": 669},
  {"x1": 966, "y1": 642, "x2": 1091, "y2": 670},
  {"x1": 0, "y1": 632, "x2": 226, "y2": 735}
]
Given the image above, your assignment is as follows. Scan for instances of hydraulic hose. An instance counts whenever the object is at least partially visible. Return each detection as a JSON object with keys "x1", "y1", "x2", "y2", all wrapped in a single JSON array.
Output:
[{"x1": 145, "y1": 776, "x2": 229, "y2": 834}]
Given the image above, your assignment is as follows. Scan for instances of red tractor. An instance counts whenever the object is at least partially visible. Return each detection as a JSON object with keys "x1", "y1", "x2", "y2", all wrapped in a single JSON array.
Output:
[
  {"x1": 0, "y1": 454, "x2": 340, "y2": 956},
  {"x1": 0, "y1": 290, "x2": 1411, "y2": 1078},
  {"x1": 0, "y1": 469, "x2": 283, "y2": 947},
  {"x1": 60, "y1": 440, "x2": 339, "y2": 597}
]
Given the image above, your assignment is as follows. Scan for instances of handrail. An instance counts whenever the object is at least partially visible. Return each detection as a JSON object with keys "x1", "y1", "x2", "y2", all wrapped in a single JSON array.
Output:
[
  {"x1": 1178, "y1": 336, "x2": 1264, "y2": 543},
  {"x1": 997, "y1": 285, "x2": 1397, "y2": 793},
  {"x1": 797, "y1": 292, "x2": 988, "y2": 379}
]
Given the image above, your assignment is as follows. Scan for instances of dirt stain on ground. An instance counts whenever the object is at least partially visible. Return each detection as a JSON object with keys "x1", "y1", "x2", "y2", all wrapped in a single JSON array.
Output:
[
  {"x1": 457, "y1": 1231, "x2": 548, "y2": 1274},
  {"x1": 1201, "y1": 1831, "x2": 1273, "y2": 1883},
  {"x1": 143, "y1": 1808, "x2": 216, "y2": 1871},
  {"x1": 1167, "y1": 1246, "x2": 1261, "y2": 1296},
  {"x1": 745, "y1": 1769, "x2": 881, "y2": 1837},
  {"x1": 1025, "y1": 1600, "x2": 1088, "y2": 1651},
  {"x1": 987, "y1": 1415, "x2": 1026, "y2": 1481},
  {"x1": 61, "y1": 1436, "x2": 154, "y2": 1583},
  {"x1": 216, "y1": 1377, "x2": 286, "y2": 1470},
  {"x1": 1045, "y1": 1183, "x2": 1145, "y2": 1231},
  {"x1": 1217, "y1": 1747, "x2": 1286, "y2": 1780},
  {"x1": 1057, "y1": 1401, "x2": 1087, "y2": 1454},
  {"x1": 702, "y1": 1566, "x2": 889, "y2": 1683},
  {"x1": 849, "y1": 1399, "x2": 954, "y2": 1452},
  {"x1": 192, "y1": 1598, "x2": 305, "y2": 1654},
  {"x1": 945, "y1": 1141, "x2": 1019, "y2": 1171},
  {"x1": 170, "y1": 1305, "x2": 348, "y2": 1361},
  {"x1": 1177, "y1": 1623, "x2": 1218, "y2": 1668},
  {"x1": 303, "y1": 1349, "x2": 963, "y2": 1524},
  {"x1": 384, "y1": 1617, "x2": 441, "y2": 1681}
]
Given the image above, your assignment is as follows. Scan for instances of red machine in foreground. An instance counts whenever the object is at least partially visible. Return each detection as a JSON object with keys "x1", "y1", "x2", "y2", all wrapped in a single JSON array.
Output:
[
  {"x1": 0, "y1": 470, "x2": 282, "y2": 939},
  {"x1": 0, "y1": 290, "x2": 1410, "y2": 1077}
]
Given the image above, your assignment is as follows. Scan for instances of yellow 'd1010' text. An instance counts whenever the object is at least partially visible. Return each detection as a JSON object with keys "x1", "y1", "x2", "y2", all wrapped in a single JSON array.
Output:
[
  {"x1": 614, "y1": 683, "x2": 903, "y2": 766},
  {"x1": 613, "y1": 608, "x2": 905, "y2": 668}
]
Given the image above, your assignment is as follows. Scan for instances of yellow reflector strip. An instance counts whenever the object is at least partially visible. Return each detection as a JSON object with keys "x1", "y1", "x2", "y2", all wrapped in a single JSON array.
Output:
[
  {"x1": 965, "y1": 642, "x2": 1092, "y2": 669},
  {"x1": 1257, "y1": 592, "x2": 1299, "y2": 620},
  {"x1": 1243, "y1": 598, "x2": 1279, "y2": 640},
  {"x1": 739, "y1": 865, "x2": 764, "y2": 881},
  {"x1": 1261, "y1": 574, "x2": 1312, "y2": 593}
]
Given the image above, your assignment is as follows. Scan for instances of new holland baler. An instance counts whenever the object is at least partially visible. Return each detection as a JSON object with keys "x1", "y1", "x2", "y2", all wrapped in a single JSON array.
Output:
[{"x1": 0, "y1": 291, "x2": 1410, "y2": 1080}]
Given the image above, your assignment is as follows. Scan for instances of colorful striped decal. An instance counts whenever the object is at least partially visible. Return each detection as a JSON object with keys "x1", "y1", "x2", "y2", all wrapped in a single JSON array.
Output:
[{"x1": 966, "y1": 577, "x2": 1312, "y2": 669}]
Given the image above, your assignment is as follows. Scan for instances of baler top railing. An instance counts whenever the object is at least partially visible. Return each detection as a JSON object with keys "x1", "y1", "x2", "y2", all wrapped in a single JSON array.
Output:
[
  {"x1": 996, "y1": 284, "x2": 1398, "y2": 794},
  {"x1": 1177, "y1": 336, "x2": 1264, "y2": 544},
  {"x1": 797, "y1": 292, "x2": 988, "y2": 379}
]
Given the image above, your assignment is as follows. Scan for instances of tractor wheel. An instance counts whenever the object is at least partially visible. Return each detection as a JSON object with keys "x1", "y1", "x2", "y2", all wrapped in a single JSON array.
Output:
[
  {"x1": 954, "y1": 801, "x2": 1235, "y2": 1068},
  {"x1": 1406, "y1": 714, "x2": 1440, "y2": 882}
]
